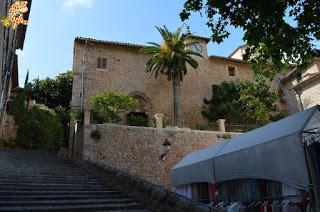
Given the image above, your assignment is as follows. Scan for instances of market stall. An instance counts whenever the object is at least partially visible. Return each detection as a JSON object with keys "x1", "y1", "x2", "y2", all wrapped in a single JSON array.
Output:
[{"x1": 171, "y1": 106, "x2": 320, "y2": 211}]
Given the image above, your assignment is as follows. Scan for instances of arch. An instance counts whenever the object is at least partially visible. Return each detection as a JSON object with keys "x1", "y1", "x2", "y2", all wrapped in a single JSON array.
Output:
[
  {"x1": 126, "y1": 91, "x2": 153, "y2": 126},
  {"x1": 128, "y1": 91, "x2": 152, "y2": 112}
]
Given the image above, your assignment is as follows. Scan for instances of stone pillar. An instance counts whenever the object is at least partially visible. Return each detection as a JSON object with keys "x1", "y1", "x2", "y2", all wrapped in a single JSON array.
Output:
[
  {"x1": 68, "y1": 117, "x2": 76, "y2": 159},
  {"x1": 216, "y1": 119, "x2": 226, "y2": 132},
  {"x1": 154, "y1": 113, "x2": 164, "y2": 129},
  {"x1": 84, "y1": 109, "x2": 91, "y2": 125}
]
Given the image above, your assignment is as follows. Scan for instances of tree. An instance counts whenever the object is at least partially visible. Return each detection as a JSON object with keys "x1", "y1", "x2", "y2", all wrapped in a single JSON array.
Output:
[
  {"x1": 203, "y1": 78, "x2": 287, "y2": 124},
  {"x1": 90, "y1": 91, "x2": 139, "y2": 124},
  {"x1": 180, "y1": 0, "x2": 320, "y2": 73},
  {"x1": 29, "y1": 71, "x2": 73, "y2": 146},
  {"x1": 202, "y1": 82, "x2": 243, "y2": 123},
  {"x1": 15, "y1": 107, "x2": 63, "y2": 150},
  {"x1": 11, "y1": 89, "x2": 63, "y2": 150},
  {"x1": 140, "y1": 26, "x2": 203, "y2": 127},
  {"x1": 30, "y1": 71, "x2": 73, "y2": 109}
]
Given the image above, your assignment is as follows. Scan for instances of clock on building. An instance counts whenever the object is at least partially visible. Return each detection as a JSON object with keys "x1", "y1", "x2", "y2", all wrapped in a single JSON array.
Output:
[{"x1": 191, "y1": 43, "x2": 203, "y2": 54}]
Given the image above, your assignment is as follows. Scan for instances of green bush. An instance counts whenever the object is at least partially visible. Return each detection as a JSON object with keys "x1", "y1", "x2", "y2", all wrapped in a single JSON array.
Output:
[
  {"x1": 127, "y1": 114, "x2": 146, "y2": 126},
  {"x1": 15, "y1": 107, "x2": 63, "y2": 150},
  {"x1": 3, "y1": 139, "x2": 16, "y2": 149},
  {"x1": 90, "y1": 130, "x2": 101, "y2": 140},
  {"x1": 150, "y1": 116, "x2": 171, "y2": 128},
  {"x1": 90, "y1": 91, "x2": 138, "y2": 124}
]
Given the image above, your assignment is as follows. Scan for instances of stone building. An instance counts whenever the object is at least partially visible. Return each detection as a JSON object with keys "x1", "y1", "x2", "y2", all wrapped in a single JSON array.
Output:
[
  {"x1": 0, "y1": 0, "x2": 32, "y2": 140},
  {"x1": 280, "y1": 58, "x2": 320, "y2": 113},
  {"x1": 71, "y1": 35, "x2": 253, "y2": 128}
]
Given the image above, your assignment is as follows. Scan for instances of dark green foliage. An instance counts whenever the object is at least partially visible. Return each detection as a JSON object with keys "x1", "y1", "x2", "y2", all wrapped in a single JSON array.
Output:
[
  {"x1": 202, "y1": 82, "x2": 243, "y2": 123},
  {"x1": 203, "y1": 79, "x2": 288, "y2": 124},
  {"x1": 139, "y1": 26, "x2": 203, "y2": 81},
  {"x1": 90, "y1": 91, "x2": 139, "y2": 124},
  {"x1": 11, "y1": 87, "x2": 63, "y2": 150},
  {"x1": 150, "y1": 117, "x2": 171, "y2": 128},
  {"x1": 30, "y1": 71, "x2": 73, "y2": 109},
  {"x1": 3, "y1": 139, "x2": 16, "y2": 149},
  {"x1": 15, "y1": 107, "x2": 63, "y2": 150},
  {"x1": 127, "y1": 114, "x2": 147, "y2": 127},
  {"x1": 180, "y1": 0, "x2": 320, "y2": 72},
  {"x1": 11, "y1": 88, "x2": 27, "y2": 124},
  {"x1": 29, "y1": 71, "x2": 73, "y2": 146},
  {"x1": 70, "y1": 109, "x2": 84, "y2": 123},
  {"x1": 194, "y1": 122, "x2": 219, "y2": 131},
  {"x1": 90, "y1": 130, "x2": 101, "y2": 140}
]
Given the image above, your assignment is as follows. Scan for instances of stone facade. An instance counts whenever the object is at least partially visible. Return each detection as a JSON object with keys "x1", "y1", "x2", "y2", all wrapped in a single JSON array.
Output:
[
  {"x1": 0, "y1": 0, "x2": 32, "y2": 141},
  {"x1": 71, "y1": 36, "x2": 253, "y2": 128},
  {"x1": 82, "y1": 124, "x2": 239, "y2": 187},
  {"x1": 281, "y1": 58, "x2": 320, "y2": 113}
]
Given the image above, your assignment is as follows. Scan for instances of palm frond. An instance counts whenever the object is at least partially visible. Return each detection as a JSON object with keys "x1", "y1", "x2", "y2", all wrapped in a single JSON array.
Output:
[{"x1": 141, "y1": 25, "x2": 203, "y2": 82}]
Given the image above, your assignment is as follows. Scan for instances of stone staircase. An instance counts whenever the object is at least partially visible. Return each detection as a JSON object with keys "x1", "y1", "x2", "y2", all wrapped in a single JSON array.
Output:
[{"x1": 0, "y1": 150, "x2": 149, "y2": 211}]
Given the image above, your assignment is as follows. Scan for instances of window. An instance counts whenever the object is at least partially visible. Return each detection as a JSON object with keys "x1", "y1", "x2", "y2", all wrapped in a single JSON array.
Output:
[
  {"x1": 81, "y1": 58, "x2": 86, "y2": 65},
  {"x1": 228, "y1": 66, "x2": 236, "y2": 77},
  {"x1": 97, "y1": 58, "x2": 107, "y2": 69}
]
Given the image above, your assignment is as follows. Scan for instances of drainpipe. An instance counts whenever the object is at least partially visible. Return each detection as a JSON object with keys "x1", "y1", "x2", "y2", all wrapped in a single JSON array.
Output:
[{"x1": 295, "y1": 89, "x2": 304, "y2": 111}]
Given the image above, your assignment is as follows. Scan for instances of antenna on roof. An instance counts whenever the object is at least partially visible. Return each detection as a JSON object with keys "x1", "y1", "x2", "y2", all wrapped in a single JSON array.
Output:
[{"x1": 186, "y1": 25, "x2": 191, "y2": 35}]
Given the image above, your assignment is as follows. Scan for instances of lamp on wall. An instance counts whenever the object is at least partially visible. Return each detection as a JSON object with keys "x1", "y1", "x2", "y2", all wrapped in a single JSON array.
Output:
[
  {"x1": 160, "y1": 139, "x2": 172, "y2": 161},
  {"x1": 163, "y1": 139, "x2": 172, "y2": 151}
]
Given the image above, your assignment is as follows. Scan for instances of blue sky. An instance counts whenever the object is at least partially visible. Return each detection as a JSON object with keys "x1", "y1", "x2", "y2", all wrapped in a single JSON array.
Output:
[{"x1": 18, "y1": 0, "x2": 244, "y2": 85}]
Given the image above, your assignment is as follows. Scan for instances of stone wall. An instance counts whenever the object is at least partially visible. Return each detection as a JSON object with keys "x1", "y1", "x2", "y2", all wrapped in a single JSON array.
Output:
[
  {"x1": 299, "y1": 77, "x2": 320, "y2": 109},
  {"x1": 81, "y1": 124, "x2": 240, "y2": 187},
  {"x1": 281, "y1": 59, "x2": 320, "y2": 113}
]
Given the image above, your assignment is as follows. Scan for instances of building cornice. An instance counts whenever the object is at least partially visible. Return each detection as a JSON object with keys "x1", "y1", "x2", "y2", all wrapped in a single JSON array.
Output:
[
  {"x1": 75, "y1": 37, "x2": 146, "y2": 49},
  {"x1": 209, "y1": 55, "x2": 250, "y2": 64},
  {"x1": 228, "y1": 44, "x2": 248, "y2": 58},
  {"x1": 291, "y1": 72, "x2": 320, "y2": 91}
]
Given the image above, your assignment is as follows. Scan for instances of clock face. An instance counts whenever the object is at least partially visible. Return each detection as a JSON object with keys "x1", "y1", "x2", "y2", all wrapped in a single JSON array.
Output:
[{"x1": 191, "y1": 43, "x2": 203, "y2": 54}]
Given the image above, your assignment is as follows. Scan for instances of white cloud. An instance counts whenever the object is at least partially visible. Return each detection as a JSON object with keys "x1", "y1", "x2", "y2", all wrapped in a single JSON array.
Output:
[
  {"x1": 15, "y1": 49, "x2": 26, "y2": 58},
  {"x1": 62, "y1": 0, "x2": 93, "y2": 10}
]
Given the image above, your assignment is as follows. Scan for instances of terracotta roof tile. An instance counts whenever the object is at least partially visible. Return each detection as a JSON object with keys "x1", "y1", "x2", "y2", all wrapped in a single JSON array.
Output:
[{"x1": 75, "y1": 37, "x2": 146, "y2": 48}]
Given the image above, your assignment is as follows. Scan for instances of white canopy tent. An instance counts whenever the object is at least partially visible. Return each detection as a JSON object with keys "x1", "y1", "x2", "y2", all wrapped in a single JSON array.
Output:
[{"x1": 171, "y1": 106, "x2": 320, "y2": 189}]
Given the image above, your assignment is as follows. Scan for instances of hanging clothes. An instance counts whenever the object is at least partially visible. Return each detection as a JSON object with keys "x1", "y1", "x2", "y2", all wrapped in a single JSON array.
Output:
[
  {"x1": 209, "y1": 183, "x2": 218, "y2": 202},
  {"x1": 176, "y1": 184, "x2": 192, "y2": 199},
  {"x1": 282, "y1": 183, "x2": 302, "y2": 203}
]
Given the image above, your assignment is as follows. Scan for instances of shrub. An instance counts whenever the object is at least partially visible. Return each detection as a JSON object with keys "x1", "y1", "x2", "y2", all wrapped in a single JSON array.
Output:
[
  {"x1": 3, "y1": 139, "x2": 16, "y2": 149},
  {"x1": 150, "y1": 116, "x2": 171, "y2": 128},
  {"x1": 15, "y1": 107, "x2": 63, "y2": 150},
  {"x1": 127, "y1": 114, "x2": 146, "y2": 126},
  {"x1": 90, "y1": 91, "x2": 138, "y2": 124},
  {"x1": 90, "y1": 130, "x2": 101, "y2": 140}
]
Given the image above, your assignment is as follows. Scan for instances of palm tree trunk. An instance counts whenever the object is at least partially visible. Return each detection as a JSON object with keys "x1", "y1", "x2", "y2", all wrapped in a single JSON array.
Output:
[{"x1": 172, "y1": 76, "x2": 182, "y2": 127}]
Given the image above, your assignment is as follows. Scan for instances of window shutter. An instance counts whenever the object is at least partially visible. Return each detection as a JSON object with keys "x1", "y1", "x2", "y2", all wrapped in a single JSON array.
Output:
[{"x1": 102, "y1": 58, "x2": 107, "y2": 69}]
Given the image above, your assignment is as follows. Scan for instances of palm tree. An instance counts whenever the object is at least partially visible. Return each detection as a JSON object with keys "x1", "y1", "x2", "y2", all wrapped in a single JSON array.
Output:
[{"x1": 140, "y1": 26, "x2": 203, "y2": 127}]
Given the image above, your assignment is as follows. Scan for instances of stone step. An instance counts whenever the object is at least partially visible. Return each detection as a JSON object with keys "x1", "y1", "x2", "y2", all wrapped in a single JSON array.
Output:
[
  {"x1": 0, "y1": 194, "x2": 126, "y2": 201},
  {"x1": 0, "y1": 190, "x2": 122, "y2": 196},
  {"x1": 0, "y1": 174, "x2": 98, "y2": 180},
  {"x1": 0, "y1": 203, "x2": 146, "y2": 211},
  {"x1": 0, "y1": 198, "x2": 136, "y2": 207},
  {"x1": 0, "y1": 171, "x2": 89, "y2": 175},
  {"x1": 0, "y1": 186, "x2": 112, "y2": 191},
  {"x1": 0, "y1": 180, "x2": 103, "y2": 184},
  {"x1": 0, "y1": 182, "x2": 108, "y2": 187},
  {"x1": 0, "y1": 150, "x2": 148, "y2": 211}
]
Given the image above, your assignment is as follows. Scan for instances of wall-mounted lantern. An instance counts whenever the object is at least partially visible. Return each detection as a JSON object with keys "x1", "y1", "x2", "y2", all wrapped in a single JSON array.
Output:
[
  {"x1": 163, "y1": 139, "x2": 172, "y2": 151},
  {"x1": 160, "y1": 139, "x2": 172, "y2": 161}
]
